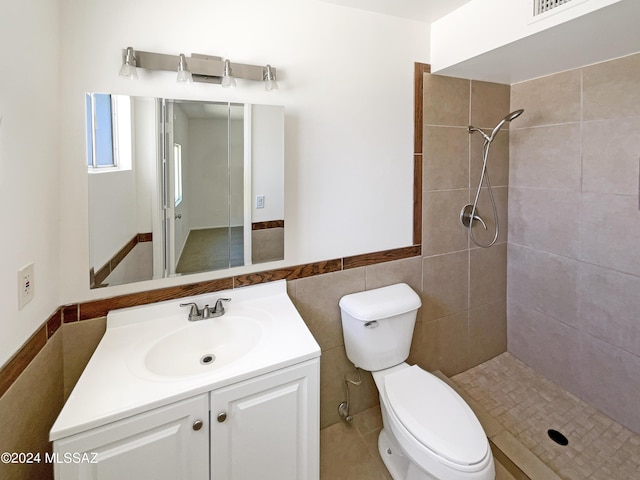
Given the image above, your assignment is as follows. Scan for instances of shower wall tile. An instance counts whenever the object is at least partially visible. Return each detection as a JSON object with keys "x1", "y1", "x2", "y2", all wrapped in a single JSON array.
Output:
[
  {"x1": 469, "y1": 300, "x2": 507, "y2": 367},
  {"x1": 470, "y1": 243, "x2": 507, "y2": 308},
  {"x1": 418, "y1": 310, "x2": 470, "y2": 377},
  {"x1": 471, "y1": 80, "x2": 512, "y2": 130},
  {"x1": 423, "y1": 74, "x2": 470, "y2": 126},
  {"x1": 509, "y1": 124, "x2": 581, "y2": 190},
  {"x1": 507, "y1": 52, "x2": 640, "y2": 435},
  {"x1": 507, "y1": 300, "x2": 582, "y2": 395},
  {"x1": 578, "y1": 333, "x2": 640, "y2": 434},
  {"x1": 422, "y1": 251, "x2": 469, "y2": 322},
  {"x1": 580, "y1": 193, "x2": 640, "y2": 276},
  {"x1": 582, "y1": 116, "x2": 640, "y2": 195},
  {"x1": 422, "y1": 189, "x2": 469, "y2": 256},
  {"x1": 422, "y1": 73, "x2": 510, "y2": 374},
  {"x1": 423, "y1": 126, "x2": 470, "y2": 191},
  {"x1": 509, "y1": 187, "x2": 580, "y2": 258},
  {"x1": 510, "y1": 69, "x2": 582, "y2": 128},
  {"x1": 507, "y1": 244, "x2": 579, "y2": 328},
  {"x1": 583, "y1": 53, "x2": 640, "y2": 121},
  {"x1": 577, "y1": 262, "x2": 640, "y2": 357},
  {"x1": 470, "y1": 129, "x2": 509, "y2": 188}
]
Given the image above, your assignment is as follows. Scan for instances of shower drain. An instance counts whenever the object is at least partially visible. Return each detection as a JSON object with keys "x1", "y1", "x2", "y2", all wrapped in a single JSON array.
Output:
[
  {"x1": 547, "y1": 429, "x2": 569, "y2": 446},
  {"x1": 200, "y1": 354, "x2": 216, "y2": 365}
]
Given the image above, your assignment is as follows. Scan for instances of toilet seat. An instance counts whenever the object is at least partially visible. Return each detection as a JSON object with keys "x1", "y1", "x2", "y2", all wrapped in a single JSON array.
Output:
[{"x1": 384, "y1": 365, "x2": 488, "y2": 467}]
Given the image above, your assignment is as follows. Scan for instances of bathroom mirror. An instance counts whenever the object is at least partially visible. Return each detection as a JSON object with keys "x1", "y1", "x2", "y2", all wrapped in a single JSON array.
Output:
[{"x1": 87, "y1": 94, "x2": 284, "y2": 288}]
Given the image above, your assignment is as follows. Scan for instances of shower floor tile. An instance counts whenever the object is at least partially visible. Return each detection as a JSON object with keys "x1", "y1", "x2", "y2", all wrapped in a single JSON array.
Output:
[{"x1": 453, "y1": 352, "x2": 640, "y2": 480}]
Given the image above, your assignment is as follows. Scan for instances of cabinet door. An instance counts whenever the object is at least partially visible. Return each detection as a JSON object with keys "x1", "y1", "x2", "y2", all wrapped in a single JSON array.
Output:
[
  {"x1": 211, "y1": 359, "x2": 320, "y2": 480},
  {"x1": 54, "y1": 394, "x2": 209, "y2": 480}
]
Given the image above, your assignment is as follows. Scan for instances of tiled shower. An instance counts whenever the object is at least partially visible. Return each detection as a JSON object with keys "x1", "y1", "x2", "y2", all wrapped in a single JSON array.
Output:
[{"x1": 508, "y1": 52, "x2": 640, "y2": 434}]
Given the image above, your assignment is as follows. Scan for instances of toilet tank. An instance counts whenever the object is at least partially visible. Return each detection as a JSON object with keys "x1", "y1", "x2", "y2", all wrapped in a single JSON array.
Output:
[{"x1": 339, "y1": 283, "x2": 421, "y2": 371}]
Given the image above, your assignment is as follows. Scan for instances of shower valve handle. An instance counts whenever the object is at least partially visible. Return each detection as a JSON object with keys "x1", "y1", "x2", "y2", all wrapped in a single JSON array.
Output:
[
  {"x1": 472, "y1": 214, "x2": 487, "y2": 230},
  {"x1": 460, "y1": 204, "x2": 487, "y2": 230}
]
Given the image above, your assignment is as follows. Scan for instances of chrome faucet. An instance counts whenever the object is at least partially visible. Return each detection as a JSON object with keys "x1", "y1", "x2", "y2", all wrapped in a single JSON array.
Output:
[{"x1": 180, "y1": 298, "x2": 231, "y2": 321}]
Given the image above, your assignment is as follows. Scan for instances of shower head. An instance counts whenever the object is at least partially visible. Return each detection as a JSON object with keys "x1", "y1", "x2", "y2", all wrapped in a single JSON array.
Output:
[
  {"x1": 490, "y1": 109, "x2": 524, "y2": 140},
  {"x1": 468, "y1": 109, "x2": 524, "y2": 143}
]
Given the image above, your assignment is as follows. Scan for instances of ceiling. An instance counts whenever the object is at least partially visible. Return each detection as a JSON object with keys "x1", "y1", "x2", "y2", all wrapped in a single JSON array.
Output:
[{"x1": 318, "y1": 0, "x2": 472, "y2": 23}]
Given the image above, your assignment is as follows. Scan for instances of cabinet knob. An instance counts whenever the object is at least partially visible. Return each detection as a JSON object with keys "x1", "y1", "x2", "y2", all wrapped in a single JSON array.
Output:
[
  {"x1": 192, "y1": 419, "x2": 204, "y2": 431},
  {"x1": 217, "y1": 412, "x2": 227, "y2": 423}
]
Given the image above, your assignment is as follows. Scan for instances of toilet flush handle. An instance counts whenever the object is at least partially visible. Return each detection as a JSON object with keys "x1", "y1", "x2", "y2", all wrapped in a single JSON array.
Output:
[{"x1": 364, "y1": 320, "x2": 378, "y2": 328}]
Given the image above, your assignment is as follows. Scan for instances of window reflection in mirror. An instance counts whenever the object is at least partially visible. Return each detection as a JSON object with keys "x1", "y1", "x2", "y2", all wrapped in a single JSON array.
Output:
[{"x1": 87, "y1": 95, "x2": 284, "y2": 289}]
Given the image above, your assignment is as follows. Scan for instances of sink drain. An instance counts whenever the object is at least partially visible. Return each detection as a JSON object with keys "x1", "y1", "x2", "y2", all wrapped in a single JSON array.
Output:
[{"x1": 200, "y1": 354, "x2": 216, "y2": 365}]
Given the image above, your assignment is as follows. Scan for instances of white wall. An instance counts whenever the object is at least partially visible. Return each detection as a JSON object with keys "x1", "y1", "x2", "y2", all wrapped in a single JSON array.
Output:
[
  {"x1": 0, "y1": 0, "x2": 61, "y2": 367},
  {"x1": 252, "y1": 105, "x2": 285, "y2": 224},
  {"x1": 57, "y1": 0, "x2": 430, "y2": 303},
  {"x1": 430, "y1": 0, "x2": 635, "y2": 83}
]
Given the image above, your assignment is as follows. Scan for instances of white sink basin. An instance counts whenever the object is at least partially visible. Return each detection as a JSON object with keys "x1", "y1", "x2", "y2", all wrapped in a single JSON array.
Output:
[{"x1": 143, "y1": 315, "x2": 264, "y2": 377}]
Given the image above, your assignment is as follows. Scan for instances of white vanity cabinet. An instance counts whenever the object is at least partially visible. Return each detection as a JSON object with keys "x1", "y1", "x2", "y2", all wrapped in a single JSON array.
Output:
[
  {"x1": 210, "y1": 359, "x2": 319, "y2": 480},
  {"x1": 54, "y1": 359, "x2": 319, "y2": 480},
  {"x1": 53, "y1": 394, "x2": 209, "y2": 480},
  {"x1": 50, "y1": 281, "x2": 322, "y2": 480}
]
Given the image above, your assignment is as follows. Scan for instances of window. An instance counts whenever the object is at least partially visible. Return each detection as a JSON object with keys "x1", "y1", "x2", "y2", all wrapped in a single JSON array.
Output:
[
  {"x1": 86, "y1": 93, "x2": 132, "y2": 171},
  {"x1": 174, "y1": 143, "x2": 183, "y2": 206}
]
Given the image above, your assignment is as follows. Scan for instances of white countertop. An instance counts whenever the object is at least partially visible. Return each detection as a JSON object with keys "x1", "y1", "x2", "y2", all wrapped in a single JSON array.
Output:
[{"x1": 50, "y1": 280, "x2": 320, "y2": 441}]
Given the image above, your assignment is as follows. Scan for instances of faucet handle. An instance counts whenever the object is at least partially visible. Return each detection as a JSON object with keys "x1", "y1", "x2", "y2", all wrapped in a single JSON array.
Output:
[
  {"x1": 213, "y1": 298, "x2": 231, "y2": 315},
  {"x1": 180, "y1": 302, "x2": 202, "y2": 321}
]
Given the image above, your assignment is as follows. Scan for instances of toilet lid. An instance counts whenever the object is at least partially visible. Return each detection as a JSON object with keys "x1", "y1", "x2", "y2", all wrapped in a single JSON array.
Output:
[{"x1": 385, "y1": 365, "x2": 488, "y2": 466}]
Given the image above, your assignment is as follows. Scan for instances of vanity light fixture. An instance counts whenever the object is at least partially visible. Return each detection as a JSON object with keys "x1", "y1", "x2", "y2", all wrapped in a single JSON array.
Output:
[
  {"x1": 221, "y1": 59, "x2": 236, "y2": 88},
  {"x1": 176, "y1": 54, "x2": 193, "y2": 84},
  {"x1": 264, "y1": 64, "x2": 278, "y2": 92},
  {"x1": 119, "y1": 47, "x2": 278, "y2": 89},
  {"x1": 119, "y1": 47, "x2": 138, "y2": 80}
]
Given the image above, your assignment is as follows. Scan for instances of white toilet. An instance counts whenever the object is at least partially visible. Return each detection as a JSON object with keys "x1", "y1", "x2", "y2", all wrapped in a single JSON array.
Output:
[{"x1": 339, "y1": 283, "x2": 495, "y2": 480}]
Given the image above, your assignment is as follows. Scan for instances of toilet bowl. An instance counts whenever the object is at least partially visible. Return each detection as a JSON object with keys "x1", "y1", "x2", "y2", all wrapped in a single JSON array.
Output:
[
  {"x1": 339, "y1": 284, "x2": 495, "y2": 480},
  {"x1": 373, "y1": 364, "x2": 494, "y2": 480}
]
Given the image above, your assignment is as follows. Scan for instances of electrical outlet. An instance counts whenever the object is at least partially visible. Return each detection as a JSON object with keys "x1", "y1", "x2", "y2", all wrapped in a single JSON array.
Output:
[
  {"x1": 256, "y1": 195, "x2": 265, "y2": 209},
  {"x1": 18, "y1": 263, "x2": 35, "y2": 309}
]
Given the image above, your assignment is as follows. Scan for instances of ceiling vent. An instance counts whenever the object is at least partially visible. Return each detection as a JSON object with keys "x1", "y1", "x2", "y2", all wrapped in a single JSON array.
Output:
[{"x1": 534, "y1": 0, "x2": 575, "y2": 16}]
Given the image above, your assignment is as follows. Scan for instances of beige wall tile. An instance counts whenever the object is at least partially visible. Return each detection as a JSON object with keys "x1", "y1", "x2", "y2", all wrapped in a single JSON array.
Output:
[
  {"x1": 364, "y1": 256, "x2": 422, "y2": 304},
  {"x1": 507, "y1": 244, "x2": 579, "y2": 328},
  {"x1": 471, "y1": 80, "x2": 511, "y2": 130},
  {"x1": 583, "y1": 53, "x2": 640, "y2": 121},
  {"x1": 291, "y1": 268, "x2": 365, "y2": 351},
  {"x1": 511, "y1": 69, "x2": 582, "y2": 127},
  {"x1": 582, "y1": 116, "x2": 640, "y2": 195},
  {"x1": 470, "y1": 243, "x2": 507, "y2": 308},
  {"x1": 578, "y1": 332, "x2": 640, "y2": 433},
  {"x1": 509, "y1": 187, "x2": 580, "y2": 258},
  {"x1": 62, "y1": 317, "x2": 106, "y2": 399},
  {"x1": 507, "y1": 300, "x2": 582, "y2": 394},
  {"x1": 580, "y1": 193, "x2": 640, "y2": 276},
  {"x1": 423, "y1": 73, "x2": 470, "y2": 127},
  {"x1": 422, "y1": 251, "x2": 469, "y2": 322},
  {"x1": 577, "y1": 262, "x2": 640, "y2": 357},
  {"x1": 418, "y1": 311, "x2": 470, "y2": 377},
  {"x1": 423, "y1": 126, "x2": 470, "y2": 191},
  {"x1": 470, "y1": 129, "x2": 509, "y2": 188},
  {"x1": 469, "y1": 300, "x2": 507, "y2": 367},
  {"x1": 509, "y1": 124, "x2": 581, "y2": 190},
  {"x1": 319, "y1": 346, "x2": 378, "y2": 429},
  {"x1": 422, "y1": 189, "x2": 470, "y2": 256},
  {"x1": 0, "y1": 333, "x2": 63, "y2": 480}
]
